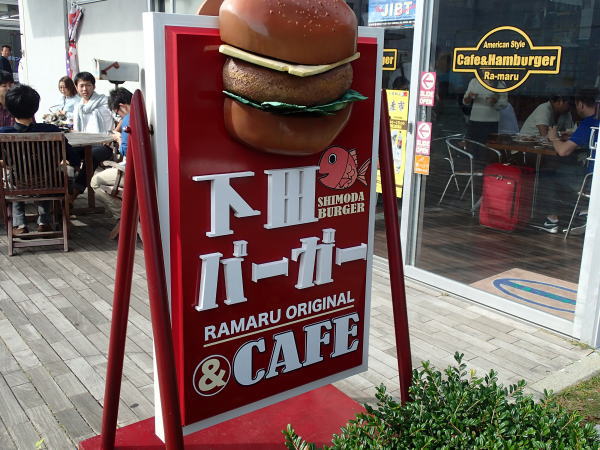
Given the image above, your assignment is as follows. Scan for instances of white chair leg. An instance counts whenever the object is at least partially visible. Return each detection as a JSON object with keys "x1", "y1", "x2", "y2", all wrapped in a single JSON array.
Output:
[
  {"x1": 564, "y1": 193, "x2": 583, "y2": 239},
  {"x1": 439, "y1": 174, "x2": 457, "y2": 205},
  {"x1": 470, "y1": 175, "x2": 476, "y2": 215},
  {"x1": 564, "y1": 174, "x2": 591, "y2": 240},
  {"x1": 459, "y1": 177, "x2": 472, "y2": 200}
]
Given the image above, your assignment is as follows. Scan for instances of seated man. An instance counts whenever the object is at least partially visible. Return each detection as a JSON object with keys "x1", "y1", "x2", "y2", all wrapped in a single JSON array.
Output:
[
  {"x1": 71, "y1": 71, "x2": 115, "y2": 198},
  {"x1": 520, "y1": 95, "x2": 573, "y2": 137},
  {"x1": 536, "y1": 89, "x2": 599, "y2": 233},
  {"x1": 0, "y1": 84, "x2": 79, "y2": 234},
  {"x1": 91, "y1": 87, "x2": 132, "y2": 223},
  {"x1": 72, "y1": 71, "x2": 113, "y2": 133},
  {"x1": 498, "y1": 102, "x2": 519, "y2": 135}
]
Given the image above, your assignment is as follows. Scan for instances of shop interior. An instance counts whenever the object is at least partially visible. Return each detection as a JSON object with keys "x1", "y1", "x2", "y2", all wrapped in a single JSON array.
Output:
[{"x1": 363, "y1": 0, "x2": 599, "y2": 323}]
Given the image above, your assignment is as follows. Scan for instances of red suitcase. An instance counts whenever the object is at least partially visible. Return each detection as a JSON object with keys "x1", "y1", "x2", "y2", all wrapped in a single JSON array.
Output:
[{"x1": 479, "y1": 163, "x2": 534, "y2": 231}]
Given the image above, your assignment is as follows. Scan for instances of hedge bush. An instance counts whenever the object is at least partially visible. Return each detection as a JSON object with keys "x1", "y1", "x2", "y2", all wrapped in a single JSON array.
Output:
[{"x1": 283, "y1": 353, "x2": 600, "y2": 449}]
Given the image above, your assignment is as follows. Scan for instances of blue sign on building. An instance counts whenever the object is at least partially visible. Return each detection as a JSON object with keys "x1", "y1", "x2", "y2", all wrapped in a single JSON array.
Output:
[{"x1": 368, "y1": 1, "x2": 416, "y2": 28}]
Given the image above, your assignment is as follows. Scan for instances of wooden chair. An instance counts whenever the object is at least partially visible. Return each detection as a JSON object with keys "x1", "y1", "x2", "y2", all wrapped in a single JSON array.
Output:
[
  {"x1": 99, "y1": 160, "x2": 125, "y2": 240},
  {"x1": 0, "y1": 133, "x2": 70, "y2": 255},
  {"x1": 98, "y1": 163, "x2": 142, "y2": 243}
]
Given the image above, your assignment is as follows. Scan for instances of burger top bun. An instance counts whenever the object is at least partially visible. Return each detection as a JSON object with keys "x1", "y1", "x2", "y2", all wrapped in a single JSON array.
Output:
[
  {"x1": 197, "y1": 0, "x2": 223, "y2": 15},
  {"x1": 219, "y1": 0, "x2": 358, "y2": 66}
]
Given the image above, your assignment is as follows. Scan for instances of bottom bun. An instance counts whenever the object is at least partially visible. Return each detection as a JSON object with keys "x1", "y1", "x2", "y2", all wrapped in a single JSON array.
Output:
[{"x1": 223, "y1": 98, "x2": 352, "y2": 156}]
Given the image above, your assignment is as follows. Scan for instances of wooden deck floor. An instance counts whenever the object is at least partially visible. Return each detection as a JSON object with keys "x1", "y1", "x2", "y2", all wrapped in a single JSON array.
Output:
[
  {"x1": 0, "y1": 208, "x2": 595, "y2": 448},
  {"x1": 402, "y1": 206, "x2": 582, "y2": 285}
]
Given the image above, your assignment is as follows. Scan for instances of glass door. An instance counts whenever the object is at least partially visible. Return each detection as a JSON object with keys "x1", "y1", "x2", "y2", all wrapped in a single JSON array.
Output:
[{"x1": 401, "y1": 0, "x2": 600, "y2": 339}]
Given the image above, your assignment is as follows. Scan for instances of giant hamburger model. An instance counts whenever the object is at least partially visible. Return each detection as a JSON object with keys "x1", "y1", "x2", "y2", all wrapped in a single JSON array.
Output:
[{"x1": 219, "y1": 0, "x2": 365, "y2": 156}]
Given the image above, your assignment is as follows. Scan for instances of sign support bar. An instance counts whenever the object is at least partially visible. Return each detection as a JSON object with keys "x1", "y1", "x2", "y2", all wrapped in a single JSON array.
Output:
[
  {"x1": 100, "y1": 117, "x2": 139, "y2": 448},
  {"x1": 99, "y1": 90, "x2": 184, "y2": 449},
  {"x1": 379, "y1": 90, "x2": 413, "y2": 403}
]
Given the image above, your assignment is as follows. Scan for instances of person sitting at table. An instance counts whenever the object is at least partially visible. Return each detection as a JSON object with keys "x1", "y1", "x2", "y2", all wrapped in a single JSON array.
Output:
[
  {"x1": 72, "y1": 71, "x2": 113, "y2": 133},
  {"x1": 0, "y1": 84, "x2": 80, "y2": 235},
  {"x1": 498, "y1": 102, "x2": 519, "y2": 135},
  {"x1": 535, "y1": 88, "x2": 598, "y2": 233},
  {"x1": 56, "y1": 75, "x2": 80, "y2": 120},
  {"x1": 71, "y1": 71, "x2": 115, "y2": 199},
  {"x1": 90, "y1": 87, "x2": 131, "y2": 223},
  {"x1": 520, "y1": 95, "x2": 573, "y2": 137},
  {"x1": 0, "y1": 70, "x2": 14, "y2": 128}
]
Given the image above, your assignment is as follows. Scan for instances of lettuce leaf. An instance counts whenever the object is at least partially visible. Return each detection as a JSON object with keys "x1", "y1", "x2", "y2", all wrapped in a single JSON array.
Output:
[{"x1": 223, "y1": 89, "x2": 368, "y2": 116}]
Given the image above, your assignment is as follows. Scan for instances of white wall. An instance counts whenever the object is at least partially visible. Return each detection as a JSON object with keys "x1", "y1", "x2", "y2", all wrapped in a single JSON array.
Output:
[
  {"x1": 76, "y1": 0, "x2": 147, "y2": 97},
  {"x1": 174, "y1": 0, "x2": 198, "y2": 14},
  {"x1": 19, "y1": 0, "x2": 148, "y2": 121},
  {"x1": 18, "y1": 0, "x2": 68, "y2": 119}
]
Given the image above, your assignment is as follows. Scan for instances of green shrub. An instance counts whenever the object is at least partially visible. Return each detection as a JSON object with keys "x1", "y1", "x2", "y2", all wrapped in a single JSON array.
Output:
[{"x1": 283, "y1": 353, "x2": 600, "y2": 449}]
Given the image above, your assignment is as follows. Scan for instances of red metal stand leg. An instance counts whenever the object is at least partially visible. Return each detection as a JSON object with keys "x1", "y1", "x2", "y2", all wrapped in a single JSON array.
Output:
[
  {"x1": 378, "y1": 90, "x2": 412, "y2": 403},
  {"x1": 129, "y1": 91, "x2": 184, "y2": 449},
  {"x1": 100, "y1": 139, "x2": 140, "y2": 450}
]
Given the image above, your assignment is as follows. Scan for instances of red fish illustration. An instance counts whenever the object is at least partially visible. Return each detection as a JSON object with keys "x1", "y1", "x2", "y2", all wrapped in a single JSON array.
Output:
[{"x1": 318, "y1": 146, "x2": 370, "y2": 190}]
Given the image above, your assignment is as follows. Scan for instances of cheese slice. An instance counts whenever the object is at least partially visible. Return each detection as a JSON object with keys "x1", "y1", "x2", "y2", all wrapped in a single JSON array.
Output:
[{"x1": 219, "y1": 44, "x2": 360, "y2": 77}]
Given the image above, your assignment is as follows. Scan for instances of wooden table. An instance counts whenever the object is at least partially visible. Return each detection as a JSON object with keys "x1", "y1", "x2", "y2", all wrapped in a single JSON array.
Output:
[
  {"x1": 487, "y1": 135, "x2": 557, "y2": 217},
  {"x1": 65, "y1": 132, "x2": 114, "y2": 210}
]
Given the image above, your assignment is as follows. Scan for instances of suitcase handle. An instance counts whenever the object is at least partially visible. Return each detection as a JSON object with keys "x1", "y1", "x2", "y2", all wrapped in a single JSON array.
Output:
[{"x1": 483, "y1": 173, "x2": 516, "y2": 183}]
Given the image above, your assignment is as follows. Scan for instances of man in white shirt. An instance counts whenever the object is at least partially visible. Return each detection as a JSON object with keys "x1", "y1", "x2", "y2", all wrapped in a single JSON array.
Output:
[
  {"x1": 72, "y1": 71, "x2": 113, "y2": 133},
  {"x1": 71, "y1": 71, "x2": 115, "y2": 197},
  {"x1": 520, "y1": 95, "x2": 573, "y2": 137}
]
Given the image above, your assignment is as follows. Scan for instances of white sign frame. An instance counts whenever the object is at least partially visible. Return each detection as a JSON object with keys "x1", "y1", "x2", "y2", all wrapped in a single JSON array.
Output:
[{"x1": 142, "y1": 12, "x2": 384, "y2": 439}]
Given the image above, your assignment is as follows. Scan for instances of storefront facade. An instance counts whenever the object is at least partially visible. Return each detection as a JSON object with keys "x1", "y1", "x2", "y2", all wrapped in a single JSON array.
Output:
[
  {"x1": 150, "y1": 0, "x2": 600, "y2": 348},
  {"x1": 394, "y1": 0, "x2": 600, "y2": 347}
]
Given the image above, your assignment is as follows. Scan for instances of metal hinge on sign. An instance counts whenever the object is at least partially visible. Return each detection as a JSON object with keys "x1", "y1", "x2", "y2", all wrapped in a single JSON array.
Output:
[{"x1": 125, "y1": 124, "x2": 154, "y2": 135}]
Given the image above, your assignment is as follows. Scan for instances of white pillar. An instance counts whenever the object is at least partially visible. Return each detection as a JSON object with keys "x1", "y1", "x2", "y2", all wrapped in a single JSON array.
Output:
[
  {"x1": 18, "y1": 0, "x2": 68, "y2": 121},
  {"x1": 574, "y1": 141, "x2": 600, "y2": 348}
]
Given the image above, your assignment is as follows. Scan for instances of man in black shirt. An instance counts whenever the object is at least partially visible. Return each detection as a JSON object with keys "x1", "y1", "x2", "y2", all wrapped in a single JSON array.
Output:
[{"x1": 0, "y1": 84, "x2": 78, "y2": 235}]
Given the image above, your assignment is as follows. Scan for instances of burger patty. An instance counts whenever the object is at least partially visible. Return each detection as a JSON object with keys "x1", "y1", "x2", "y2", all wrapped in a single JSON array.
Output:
[{"x1": 223, "y1": 57, "x2": 353, "y2": 106}]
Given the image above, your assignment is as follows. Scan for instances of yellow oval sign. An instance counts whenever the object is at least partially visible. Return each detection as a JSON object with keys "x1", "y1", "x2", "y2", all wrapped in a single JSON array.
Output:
[{"x1": 453, "y1": 26, "x2": 562, "y2": 92}]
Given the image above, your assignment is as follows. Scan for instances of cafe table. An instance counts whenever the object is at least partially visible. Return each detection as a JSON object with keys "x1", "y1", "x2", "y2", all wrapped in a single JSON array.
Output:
[
  {"x1": 487, "y1": 134, "x2": 557, "y2": 217},
  {"x1": 65, "y1": 132, "x2": 115, "y2": 211}
]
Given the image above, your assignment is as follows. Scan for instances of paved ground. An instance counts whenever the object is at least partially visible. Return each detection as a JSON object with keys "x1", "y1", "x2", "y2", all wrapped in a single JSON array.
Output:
[{"x1": 0, "y1": 212, "x2": 598, "y2": 448}]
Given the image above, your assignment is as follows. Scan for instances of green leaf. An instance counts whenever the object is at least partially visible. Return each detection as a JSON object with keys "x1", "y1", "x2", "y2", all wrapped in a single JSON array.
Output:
[
  {"x1": 283, "y1": 425, "x2": 318, "y2": 450},
  {"x1": 223, "y1": 89, "x2": 368, "y2": 116}
]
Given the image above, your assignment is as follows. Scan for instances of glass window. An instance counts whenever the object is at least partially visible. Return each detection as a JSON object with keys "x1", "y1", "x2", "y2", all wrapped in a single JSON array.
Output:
[{"x1": 413, "y1": 0, "x2": 599, "y2": 323}]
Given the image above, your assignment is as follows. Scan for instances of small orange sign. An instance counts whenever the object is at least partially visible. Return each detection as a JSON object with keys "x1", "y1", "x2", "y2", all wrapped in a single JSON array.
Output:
[{"x1": 414, "y1": 155, "x2": 430, "y2": 175}]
